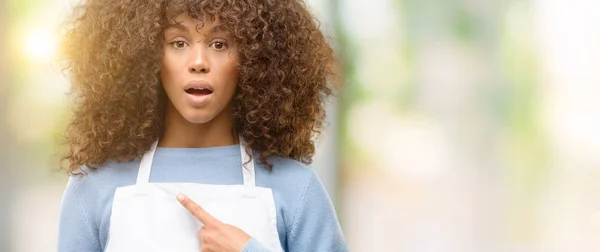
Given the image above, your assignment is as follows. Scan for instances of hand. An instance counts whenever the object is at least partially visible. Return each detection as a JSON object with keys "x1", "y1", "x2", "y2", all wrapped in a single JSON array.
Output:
[{"x1": 177, "y1": 193, "x2": 251, "y2": 252}]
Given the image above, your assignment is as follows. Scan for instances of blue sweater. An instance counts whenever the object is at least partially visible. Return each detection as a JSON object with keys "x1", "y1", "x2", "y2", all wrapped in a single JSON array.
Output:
[{"x1": 57, "y1": 144, "x2": 348, "y2": 252}]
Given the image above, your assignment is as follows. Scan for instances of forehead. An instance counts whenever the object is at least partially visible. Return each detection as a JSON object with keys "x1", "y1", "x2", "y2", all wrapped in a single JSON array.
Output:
[{"x1": 165, "y1": 13, "x2": 226, "y2": 33}]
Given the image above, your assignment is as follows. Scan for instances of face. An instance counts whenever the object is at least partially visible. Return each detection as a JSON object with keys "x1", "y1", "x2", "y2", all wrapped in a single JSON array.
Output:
[{"x1": 161, "y1": 13, "x2": 239, "y2": 124}]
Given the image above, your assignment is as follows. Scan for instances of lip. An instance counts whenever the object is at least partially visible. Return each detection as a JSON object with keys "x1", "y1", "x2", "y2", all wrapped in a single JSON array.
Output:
[
  {"x1": 184, "y1": 80, "x2": 214, "y2": 107},
  {"x1": 184, "y1": 80, "x2": 214, "y2": 92}
]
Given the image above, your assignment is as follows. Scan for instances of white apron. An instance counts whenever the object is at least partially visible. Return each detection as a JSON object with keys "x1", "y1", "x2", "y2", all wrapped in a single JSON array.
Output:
[{"x1": 104, "y1": 140, "x2": 284, "y2": 252}]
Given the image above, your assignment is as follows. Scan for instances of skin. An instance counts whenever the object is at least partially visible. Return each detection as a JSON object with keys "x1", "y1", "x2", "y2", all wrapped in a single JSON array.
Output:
[
  {"x1": 161, "y1": 13, "x2": 250, "y2": 250},
  {"x1": 160, "y1": 13, "x2": 240, "y2": 148},
  {"x1": 177, "y1": 194, "x2": 251, "y2": 252}
]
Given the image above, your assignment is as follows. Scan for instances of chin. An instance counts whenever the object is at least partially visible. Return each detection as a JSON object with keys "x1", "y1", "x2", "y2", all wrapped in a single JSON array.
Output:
[
  {"x1": 178, "y1": 108, "x2": 215, "y2": 124},
  {"x1": 183, "y1": 114, "x2": 214, "y2": 124}
]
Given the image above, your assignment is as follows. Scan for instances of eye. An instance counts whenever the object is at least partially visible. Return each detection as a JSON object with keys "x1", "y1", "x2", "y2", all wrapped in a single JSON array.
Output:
[
  {"x1": 169, "y1": 40, "x2": 188, "y2": 49},
  {"x1": 210, "y1": 40, "x2": 228, "y2": 50}
]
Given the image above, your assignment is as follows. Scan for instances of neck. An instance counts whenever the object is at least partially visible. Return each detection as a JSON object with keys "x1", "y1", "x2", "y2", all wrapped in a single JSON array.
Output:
[{"x1": 159, "y1": 103, "x2": 238, "y2": 148}]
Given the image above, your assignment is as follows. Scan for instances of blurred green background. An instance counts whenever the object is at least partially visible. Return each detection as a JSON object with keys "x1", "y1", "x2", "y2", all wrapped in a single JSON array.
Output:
[{"x1": 2, "y1": 0, "x2": 600, "y2": 251}]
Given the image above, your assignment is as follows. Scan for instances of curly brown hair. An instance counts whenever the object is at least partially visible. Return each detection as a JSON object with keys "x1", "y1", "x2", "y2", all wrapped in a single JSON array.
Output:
[{"x1": 59, "y1": 0, "x2": 338, "y2": 175}]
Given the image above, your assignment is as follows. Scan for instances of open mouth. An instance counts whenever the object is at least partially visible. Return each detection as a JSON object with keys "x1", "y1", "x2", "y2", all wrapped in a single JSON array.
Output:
[{"x1": 185, "y1": 88, "x2": 213, "y2": 95}]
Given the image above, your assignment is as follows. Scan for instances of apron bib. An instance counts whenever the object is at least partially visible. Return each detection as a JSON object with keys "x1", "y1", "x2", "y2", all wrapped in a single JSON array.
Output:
[{"x1": 104, "y1": 139, "x2": 283, "y2": 252}]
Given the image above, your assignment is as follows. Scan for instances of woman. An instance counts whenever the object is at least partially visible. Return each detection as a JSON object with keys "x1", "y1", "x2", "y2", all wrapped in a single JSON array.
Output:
[{"x1": 57, "y1": 0, "x2": 347, "y2": 251}]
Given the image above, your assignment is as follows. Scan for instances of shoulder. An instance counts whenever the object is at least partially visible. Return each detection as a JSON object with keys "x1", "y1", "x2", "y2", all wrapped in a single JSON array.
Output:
[
  {"x1": 270, "y1": 156, "x2": 316, "y2": 177},
  {"x1": 254, "y1": 155, "x2": 327, "y2": 213},
  {"x1": 254, "y1": 155, "x2": 318, "y2": 189},
  {"x1": 266, "y1": 156, "x2": 330, "y2": 200},
  {"x1": 70, "y1": 159, "x2": 140, "y2": 190},
  {"x1": 65, "y1": 159, "x2": 141, "y2": 211}
]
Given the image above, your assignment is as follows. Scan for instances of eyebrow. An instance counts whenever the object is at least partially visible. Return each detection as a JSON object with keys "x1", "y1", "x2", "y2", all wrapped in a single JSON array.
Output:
[
  {"x1": 165, "y1": 23, "x2": 227, "y2": 34},
  {"x1": 165, "y1": 23, "x2": 188, "y2": 32}
]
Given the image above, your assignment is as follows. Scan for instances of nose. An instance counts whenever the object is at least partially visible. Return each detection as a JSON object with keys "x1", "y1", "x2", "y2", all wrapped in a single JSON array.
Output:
[{"x1": 188, "y1": 46, "x2": 210, "y2": 73}]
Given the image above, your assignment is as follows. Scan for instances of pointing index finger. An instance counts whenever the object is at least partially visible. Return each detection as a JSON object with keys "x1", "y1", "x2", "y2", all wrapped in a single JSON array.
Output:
[{"x1": 176, "y1": 193, "x2": 219, "y2": 226}]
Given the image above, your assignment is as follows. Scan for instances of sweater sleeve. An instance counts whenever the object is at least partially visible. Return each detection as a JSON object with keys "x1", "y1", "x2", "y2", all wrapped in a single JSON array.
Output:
[
  {"x1": 241, "y1": 237, "x2": 273, "y2": 252},
  {"x1": 57, "y1": 176, "x2": 102, "y2": 252},
  {"x1": 287, "y1": 170, "x2": 348, "y2": 252}
]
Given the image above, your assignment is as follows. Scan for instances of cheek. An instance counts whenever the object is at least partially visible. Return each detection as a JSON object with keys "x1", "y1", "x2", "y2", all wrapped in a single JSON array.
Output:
[
  {"x1": 160, "y1": 54, "x2": 178, "y2": 85},
  {"x1": 222, "y1": 56, "x2": 240, "y2": 83}
]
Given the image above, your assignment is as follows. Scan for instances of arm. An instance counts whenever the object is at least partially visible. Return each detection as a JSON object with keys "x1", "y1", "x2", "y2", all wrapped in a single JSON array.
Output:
[
  {"x1": 287, "y1": 170, "x2": 348, "y2": 252},
  {"x1": 57, "y1": 176, "x2": 102, "y2": 252}
]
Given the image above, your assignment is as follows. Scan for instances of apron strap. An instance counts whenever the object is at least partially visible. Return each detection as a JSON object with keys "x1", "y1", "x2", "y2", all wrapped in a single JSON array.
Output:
[
  {"x1": 135, "y1": 135, "x2": 256, "y2": 186},
  {"x1": 239, "y1": 138, "x2": 256, "y2": 187},
  {"x1": 136, "y1": 140, "x2": 158, "y2": 185}
]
